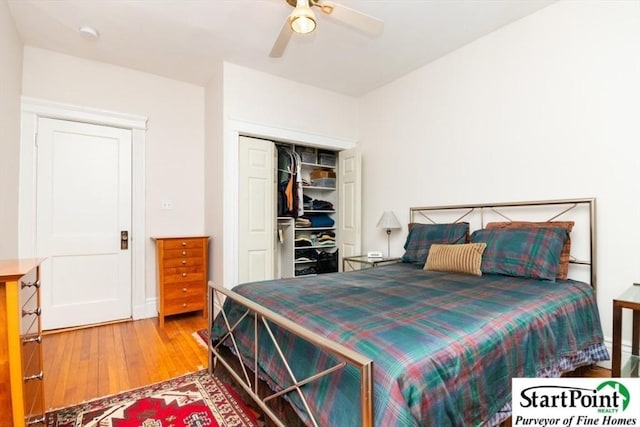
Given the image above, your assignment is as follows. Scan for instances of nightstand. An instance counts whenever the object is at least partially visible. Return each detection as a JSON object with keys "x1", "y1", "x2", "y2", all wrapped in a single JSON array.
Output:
[
  {"x1": 343, "y1": 255, "x2": 401, "y2": 272},
  {"x1": 612, "y1": 284, "x2": 640, "y2": 377}
]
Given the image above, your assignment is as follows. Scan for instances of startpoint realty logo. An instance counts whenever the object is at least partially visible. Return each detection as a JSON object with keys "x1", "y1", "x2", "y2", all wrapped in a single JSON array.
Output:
[{"x1": 512, "y1": 378, "x2": 640, "y2": 426}]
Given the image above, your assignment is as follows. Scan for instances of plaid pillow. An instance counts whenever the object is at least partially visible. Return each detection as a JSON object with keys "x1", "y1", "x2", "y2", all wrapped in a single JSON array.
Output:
[
  {"x1": 401, "y1": 223, "x2": 469, "y2": 266},
  {"x1": 485, "y1": 221, "x2": 574, "y2": 280},
  {"x1": 470, "y1": 227, "x2": 568, "y2": 281}
]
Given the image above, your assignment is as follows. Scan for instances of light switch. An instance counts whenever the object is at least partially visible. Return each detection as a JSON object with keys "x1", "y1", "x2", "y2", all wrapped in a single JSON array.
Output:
[{"x1": 160, "y1": 199, "x2": 173, "y2": 210}]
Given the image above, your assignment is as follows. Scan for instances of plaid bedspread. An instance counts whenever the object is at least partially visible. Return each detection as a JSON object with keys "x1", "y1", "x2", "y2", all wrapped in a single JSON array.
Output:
[{"x1": 211, "y1": 263, "x2": 608, "y2": 426}]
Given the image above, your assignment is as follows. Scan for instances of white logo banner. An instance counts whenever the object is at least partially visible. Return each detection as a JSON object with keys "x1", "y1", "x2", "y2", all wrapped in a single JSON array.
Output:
[{"x1": 512, "y1": 378, "x2": 640, "y2": 426}]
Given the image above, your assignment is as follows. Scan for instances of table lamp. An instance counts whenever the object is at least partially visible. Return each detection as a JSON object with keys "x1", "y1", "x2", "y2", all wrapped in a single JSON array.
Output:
[{"x1": 376, "y1": 211, "x2": 401, "y2": 257}]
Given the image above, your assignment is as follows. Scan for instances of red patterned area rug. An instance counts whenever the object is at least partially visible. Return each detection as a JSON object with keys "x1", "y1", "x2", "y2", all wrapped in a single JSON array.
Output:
[
  {"x1": 193, "y1": 328, "x2": 209, "y2": 349},
  {"x1": 45, "y1": 370, "x2": 262, "y2": 427}
]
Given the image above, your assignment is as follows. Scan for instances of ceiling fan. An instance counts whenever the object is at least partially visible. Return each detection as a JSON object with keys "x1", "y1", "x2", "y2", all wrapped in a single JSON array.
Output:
[{"x1": 270, "y1": 0, "x2": 384, "y2": 58}]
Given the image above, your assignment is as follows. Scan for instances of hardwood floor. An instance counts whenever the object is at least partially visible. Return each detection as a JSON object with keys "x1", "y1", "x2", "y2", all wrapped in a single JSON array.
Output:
[
  {"x1": 43, "y1": 313, "x2": 612, "y2": 423},
  {"x1": 43, "y1": 312, "x2": 209, "y2": 411}
]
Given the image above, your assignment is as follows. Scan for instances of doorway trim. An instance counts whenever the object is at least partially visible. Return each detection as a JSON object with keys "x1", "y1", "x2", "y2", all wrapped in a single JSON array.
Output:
[
  {"x1": 223, "y1": 118, "x2": 357, "y2": 289},
  {"x1": 18, "y1": 97, "x2": 149, "y2": 320}
]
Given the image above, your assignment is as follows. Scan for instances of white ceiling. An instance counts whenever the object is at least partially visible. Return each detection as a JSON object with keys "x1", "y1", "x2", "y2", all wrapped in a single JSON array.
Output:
[{"x1": 7, "y1": 0, "x2": 556, "y2": 96}]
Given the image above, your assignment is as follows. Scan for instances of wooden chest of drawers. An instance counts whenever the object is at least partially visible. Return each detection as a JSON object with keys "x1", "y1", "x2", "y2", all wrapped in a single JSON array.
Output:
[
  {"x1": 0, "y1": 258, "x2": 45, "y2": 427},
  {"x1": 153, "y1": 237, "x2": 209, "y2": 328}
]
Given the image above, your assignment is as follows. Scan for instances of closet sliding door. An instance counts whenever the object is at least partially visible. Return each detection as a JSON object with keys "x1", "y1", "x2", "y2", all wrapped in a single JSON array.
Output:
[{"x1": 238, "y1": 136, "x2": 276, "y2": 284}]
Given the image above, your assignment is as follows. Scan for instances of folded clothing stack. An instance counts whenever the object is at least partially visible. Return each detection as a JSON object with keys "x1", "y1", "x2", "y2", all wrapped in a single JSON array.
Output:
[
  {"x1": 309, "y1": 214, "x2": 334, "y2": 228},
  {"x1": 311, "y1": 199, "x2": 334, "y2": 211},
  {"x1": 316, "y1": 230, "x2": 335, "y2": 246},
  {"x1": 295, "y1": 248, "x2": 319, "y2": 262}
]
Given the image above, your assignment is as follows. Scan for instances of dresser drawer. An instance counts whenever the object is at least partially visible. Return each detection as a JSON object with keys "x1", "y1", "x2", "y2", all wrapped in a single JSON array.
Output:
[
  {"x1": 161, "y1": 256, "x2": 204, "y2": 268},
  {"x1": 163, "y1": 265, "x2": 202, "y2": 275},
  {"x1": 162, "y1": 248, "x2": 204, "y2": 260},
  {"x1": 163, "y1": 270, "x2": 205, "y2": 284},
  {"x1": 22, "y1": 338, "x2": 42, "y2": 377},
  {"x1": 161, "y1": 239, "x2": 205, "y2": 250},
  {"x1": 164, "y1": 281, "x2": 204, "y2": 298},
  {"x1": 21, "y1": 294, "x2": 40, "y2": 333},
  {"x1": 21, "y1": 314, "x2": 39, "y2": 339},
  {"x1": 19, "y1": 267, "x2": 39, "y2": 319},
  {"x1": 164, "y1": 293, "x2": 205, "y2": 315},
  {"x1": 24, "y1": 376, "x2": 44, "y2": 425}
]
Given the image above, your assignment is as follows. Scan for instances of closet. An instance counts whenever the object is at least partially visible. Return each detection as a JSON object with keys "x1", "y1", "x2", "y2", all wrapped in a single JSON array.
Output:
[
  {"x1": 238, "y1": 135, "x2": 361, "y2": 284},
  {"x1": 277, "y1": 144, "x2": 339, "y2": 277}
]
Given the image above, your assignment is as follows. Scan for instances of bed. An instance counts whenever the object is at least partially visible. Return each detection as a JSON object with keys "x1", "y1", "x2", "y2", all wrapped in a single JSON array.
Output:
[{"x1": 208, "y1": 198, "x2": 609, "y2": 426}]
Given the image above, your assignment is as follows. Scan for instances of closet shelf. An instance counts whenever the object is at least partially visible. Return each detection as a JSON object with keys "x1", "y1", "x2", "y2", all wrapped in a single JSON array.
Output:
[
  {"x1": 300, "y1": 161, "x2": 335, "y2": 168},
  {"x1": 295, "y1": 244, "x2": 336, "y2": 250},
  {"x1": 303, "y1": 210, "x2": 335, "y2": 214},
  {"x1": 303, "y1": 185, "x2": 336, "y2": 191},
  {"x1": 295, "y1": 227, "x2": 335, "y2": 231}
]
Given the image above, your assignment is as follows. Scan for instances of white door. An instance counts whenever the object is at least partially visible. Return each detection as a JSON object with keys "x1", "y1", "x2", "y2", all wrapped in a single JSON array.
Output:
[
  {"x1": 338, "y1": 148, "x2": 362, "y2": 266},
  {"x1": 37, "y1": 118, "x2": 132, "y2": 330},
  {"x1": 238, "y1": 136, "x2": 276, "y2": 284}
]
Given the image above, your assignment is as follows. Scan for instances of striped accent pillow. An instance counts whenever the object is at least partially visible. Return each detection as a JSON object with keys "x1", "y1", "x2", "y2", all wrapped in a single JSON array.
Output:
[{"x1": 424, "y1": 243, "x2": 487, "y2": 276}]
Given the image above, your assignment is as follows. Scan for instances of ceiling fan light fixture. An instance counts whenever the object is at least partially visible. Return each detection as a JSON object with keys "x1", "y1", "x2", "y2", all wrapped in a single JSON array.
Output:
[{"x1": 289, "y1": 0, "x2": 316, "y2": 34}]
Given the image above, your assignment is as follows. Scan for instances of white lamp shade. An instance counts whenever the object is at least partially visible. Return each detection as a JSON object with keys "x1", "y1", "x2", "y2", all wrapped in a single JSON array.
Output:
[{"x1": 376, "y1": 211, "x2": 401, "y2": 230}]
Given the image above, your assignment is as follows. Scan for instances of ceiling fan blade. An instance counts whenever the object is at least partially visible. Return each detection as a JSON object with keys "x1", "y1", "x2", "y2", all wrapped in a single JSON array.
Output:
[
  {"x1": 270, "y1": 18, "x2": 293, "y2": 58},
  {"x1": 318, "y1": 1, "x2": 383, "y2": 37}
]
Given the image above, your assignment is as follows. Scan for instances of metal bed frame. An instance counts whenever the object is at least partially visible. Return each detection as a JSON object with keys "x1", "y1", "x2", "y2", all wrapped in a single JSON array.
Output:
[
  {"x1": 409, "y1": 197, "x2": 597, "y2": 291},
  {"x1": 207, "y1": 197, "x2": 596, "y2": 427}
]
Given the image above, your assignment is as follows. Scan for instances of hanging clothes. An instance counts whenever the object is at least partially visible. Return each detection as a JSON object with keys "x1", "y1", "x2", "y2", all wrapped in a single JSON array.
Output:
[
  {"x1": 277, "y1": 147, "x2": 296, "y2": 217},
  {"x1": 285, "y1": 153, "x2": 294, "y2": 213},
  {"x1": 292, "y1": 150, "x2": 304, "y2": 218},
  {"x1": 277, "y1": 147, "x2": 304, "y2": 218}
]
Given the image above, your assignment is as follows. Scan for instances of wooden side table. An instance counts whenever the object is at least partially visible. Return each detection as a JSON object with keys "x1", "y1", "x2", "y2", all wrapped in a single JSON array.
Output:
[
  {"x1": 612, "y1": 284, "x2": 640, "y2": 377},
  {"x1": 153, "y1": 236, "x2": 210, "y2": 328},
  {"x1": 0, "y1": 258, "x2": 45, "y2": 427},
  {"x1": 342, "y1": 255, "x2": 401, "y2": 272}
]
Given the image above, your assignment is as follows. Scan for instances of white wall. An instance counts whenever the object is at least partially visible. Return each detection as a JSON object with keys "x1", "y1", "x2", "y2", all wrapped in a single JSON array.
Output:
[
  {"x1": 0, "y1": 0, "x2": 24, "y2": 258},
  {"x1": 21, "y1": 47, "x2": 206, "y2": 315},
  {"x1": 204, "y1": 61, "x2": 224, "y2": 290},
  {"x1": 359, "y1": 1, "x2": 640, "y2": 347},
  {"x1": 217, "y1": 62, "x2": 359, "y2": 288}
]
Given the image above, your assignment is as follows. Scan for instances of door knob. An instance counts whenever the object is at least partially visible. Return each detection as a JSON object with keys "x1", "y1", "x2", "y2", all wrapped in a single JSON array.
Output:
[{"x1": 121, "y1": 230, "x2": 129, "y2": 250}]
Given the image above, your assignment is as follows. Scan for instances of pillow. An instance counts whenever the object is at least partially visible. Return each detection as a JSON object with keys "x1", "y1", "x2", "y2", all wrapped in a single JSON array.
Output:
[
  {"x1": 402, "y1": 222, "x2": 469, "y2": 266},
  {"x1": 485, "y1": 221, "x2": 574, "y2": 280},
  {"x1": 424, "y1": 243, "x2": 487, "y2": 276},
  {"x1": 470, "y1": 227, "x2": 568, "y2": 281}
]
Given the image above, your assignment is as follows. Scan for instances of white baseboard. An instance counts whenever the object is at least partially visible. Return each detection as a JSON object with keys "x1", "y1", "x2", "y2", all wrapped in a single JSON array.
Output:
[{"x1": 131, "y1": 298, "x2": 158, "y2": 320}]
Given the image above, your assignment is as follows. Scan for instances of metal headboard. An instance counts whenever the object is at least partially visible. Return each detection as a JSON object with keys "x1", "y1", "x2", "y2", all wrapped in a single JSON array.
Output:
[{"x1": 409, "y1": 198, "x2": 597, "y2": 292}]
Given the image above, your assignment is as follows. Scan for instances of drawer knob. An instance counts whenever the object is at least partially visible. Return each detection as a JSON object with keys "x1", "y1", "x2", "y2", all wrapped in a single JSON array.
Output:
[
  {"x1": 27, "y1": 416, "x2": 46, "y2": 425},
  {"x1": 181, "y1": 241, "x2": 187, "y2": 246},
  {"x1": 182, "y1": 250, "x2": 187, "y2": 256},
  {"x1": 22, "y1": 335, "x2": 42, "y2": 344},
  {"x1": 181, "y1": 260, "x2": 187, "y2": 265},
  {"x1": 182, "y1": 303, "x2": 187, "y2": 307},
  {"x1": 24, "y1": 371, "x2": 44, "y2": 382},
  {"x1": 182, "y1": 273, "x2": 187, "y2": 277},
  {"x1": 182, "y1": 287, "x2": 187, "y2": 292},
  {"x1": 22, "y1": 307, "x2": 42, "y2": 317},
  {"x1": 21, "y1": 280, "x2": 41, "y2": 289}
]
